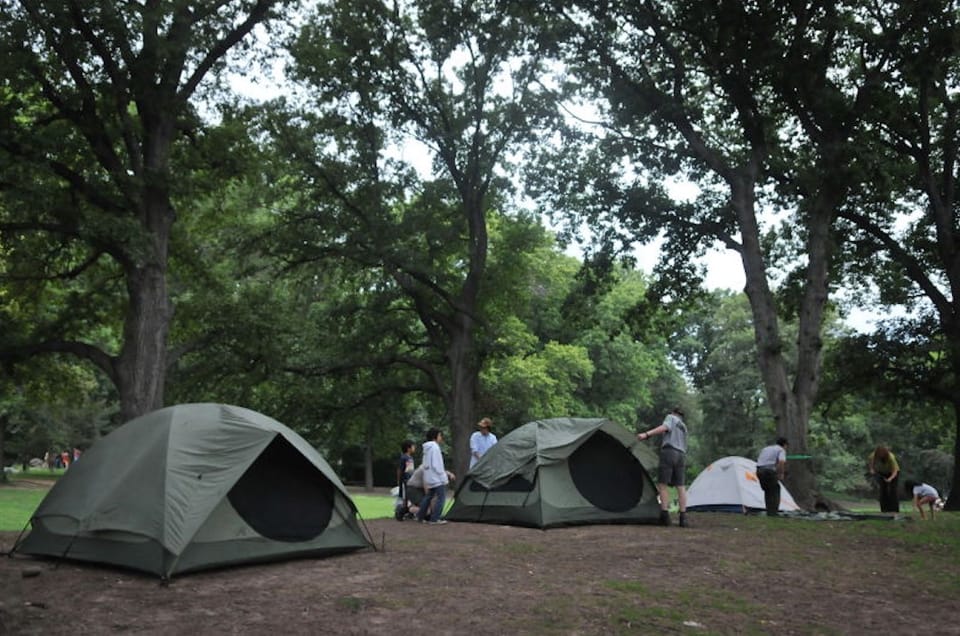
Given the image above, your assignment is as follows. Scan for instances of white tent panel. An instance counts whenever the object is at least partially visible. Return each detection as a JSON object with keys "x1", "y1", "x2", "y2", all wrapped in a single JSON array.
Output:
[{"x1": 687, "y1": 456, "x2": 800, "y2": 512}]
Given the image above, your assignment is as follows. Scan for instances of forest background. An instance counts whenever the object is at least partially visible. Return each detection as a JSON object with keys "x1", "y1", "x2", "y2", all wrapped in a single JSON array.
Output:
[{"x1": 0, "y1": 1, "x2": 956, "y2": 508}]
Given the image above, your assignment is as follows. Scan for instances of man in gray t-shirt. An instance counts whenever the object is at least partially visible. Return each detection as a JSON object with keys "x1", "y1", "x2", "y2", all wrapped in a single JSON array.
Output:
[
  {"x1": 638, "y1": 407, "x2": 689, "y2": 527},
  {"x1": 756, "y1": 437, "x2": 788, "y2": 516}
]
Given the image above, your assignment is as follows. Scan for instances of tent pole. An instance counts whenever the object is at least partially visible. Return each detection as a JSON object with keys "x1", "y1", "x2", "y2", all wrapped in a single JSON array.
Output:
[
  {"x1": 478, "y1": 489, "x2": 490, "y2": 522},
  {"x1": 6, "y1": 517, "x2": 34, "y2": 557}
]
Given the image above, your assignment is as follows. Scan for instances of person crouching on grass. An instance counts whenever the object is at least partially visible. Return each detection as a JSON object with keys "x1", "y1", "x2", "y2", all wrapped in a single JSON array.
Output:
[
  {"x1": 638, "y1": 406, "x2": 689, "y2": 527},
  {"x1": 905, "y1": 480, "x2": 943, "y2": 520}
]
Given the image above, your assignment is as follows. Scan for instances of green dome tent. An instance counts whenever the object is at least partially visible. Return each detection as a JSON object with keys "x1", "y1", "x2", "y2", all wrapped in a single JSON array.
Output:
[
  {"x1": 13, "y1": 403, "x2": 372, "y2": 578},
  {"x1": 445, "y1": 417, "x2": 661, "y2": 528}
]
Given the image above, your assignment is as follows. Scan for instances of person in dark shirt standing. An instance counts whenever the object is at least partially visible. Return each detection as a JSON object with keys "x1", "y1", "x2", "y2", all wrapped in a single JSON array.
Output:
[{"x1": 395, "y1": 440, "x2": 418, "y2": 520}]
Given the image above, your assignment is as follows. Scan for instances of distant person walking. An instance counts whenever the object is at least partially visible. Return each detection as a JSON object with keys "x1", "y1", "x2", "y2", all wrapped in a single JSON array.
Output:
[
  {"x1": 638, "y1": 407, "x2": 689, "y2": 527},
  {"x1": 469, "y1": 417, "x2": 498, "y2": 469},
  {"x1": 756, "y1": 437, "x2": 788, "y2": 516},
  {"x1": 416, "y1": 428, "x2": 455, "y2": 525},
  {"x1": 867, "y1": 445, "x2": 900, "y2": 512}
]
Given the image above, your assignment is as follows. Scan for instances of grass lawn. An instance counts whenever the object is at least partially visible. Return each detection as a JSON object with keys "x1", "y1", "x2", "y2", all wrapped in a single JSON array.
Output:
[
  {"x1": 350, "y1": 493, "x2": 397, "y2": 520},
  {"x1": 0, "y1": 473, "x2": 427, "y2": 531},
  {"x1": 0, "y1": 488, "x2": 47, "y2": 532},
  {"x1": 0, "y1": 471, "x2": 893, "y2": 531}
]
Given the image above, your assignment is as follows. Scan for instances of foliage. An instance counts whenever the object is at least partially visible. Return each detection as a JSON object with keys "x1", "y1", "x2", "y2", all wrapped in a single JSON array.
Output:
[
  {"x1": 818, "y1": 324, "x2": 957, "y2": 496},
  {"x1": 671, "y1": 291, "x2": 781, "y2": 471},
  {"x1": 0, "y1": 0, "x2": 295, "y2": 420},
  {"x1": 673, "y1": 289, "x2": 955, "y2": 496},
  {"x1": 1, "y1": 1, "x2": 958, "y2": 503},
  {"x1": 0, "y1": 355, "x2": 115, "y2": 470},
  {"x1": 263, "y1": 0, "x2": 570, "y2": 475}
]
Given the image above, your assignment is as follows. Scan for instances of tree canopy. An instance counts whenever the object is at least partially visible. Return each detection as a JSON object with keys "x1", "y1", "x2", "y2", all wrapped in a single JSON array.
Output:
[{"x1": 0, "y1": 0, "x2": 955, "y2": 504}]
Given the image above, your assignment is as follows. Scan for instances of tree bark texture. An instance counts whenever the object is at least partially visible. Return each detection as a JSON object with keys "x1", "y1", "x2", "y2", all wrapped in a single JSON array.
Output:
[
  {"x1": 446, "y1": 315, "x2": 480, "y2": 480},
  {"x1": 735, "y1": 176, "x2": 833, "y2": 510}
]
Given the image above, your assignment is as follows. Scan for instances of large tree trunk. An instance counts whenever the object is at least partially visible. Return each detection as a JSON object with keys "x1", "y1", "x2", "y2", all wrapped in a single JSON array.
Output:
[
  {"x1": 446, "y1": 193, "x2": 486, "y2": 480},
  {"x1": 364, "y1": 420, "x2": 375, "y2": 491},
  {"x1": 946, "y1": 399, "x2": 960, "y2": 511},
  {"x1": 114, "y1": 193, "x2": 174, "y2": 423},
  {"x1": 447, "y1": 317, "x2": 480, "y2": 480},
  {"x1": 736, "y1": 179, "x2": 832, "y2": 510},
  {"x1": 0, "y1": 413, "x2": 7, "y2": 484},
  {"x1": 743, "y1": 268, "x2": 819, "y2": 509}
]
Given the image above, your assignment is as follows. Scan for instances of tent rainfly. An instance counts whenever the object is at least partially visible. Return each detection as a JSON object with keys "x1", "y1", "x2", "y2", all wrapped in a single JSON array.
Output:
[
  {"x1": 445, "y1": 417, "x2": 661, "y2": 528},
  {"x1": 13, "y1": 403, "x2": 371, "y2": 578},
  {"x1": 686, "y1": 456, "x2": 801, "y2": 513}
]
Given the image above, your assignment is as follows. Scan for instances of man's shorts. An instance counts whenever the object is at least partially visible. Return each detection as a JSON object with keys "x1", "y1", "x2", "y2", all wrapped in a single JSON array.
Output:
[{"x1": 657, "y1": 447, "x2": 686, "y2": 487}]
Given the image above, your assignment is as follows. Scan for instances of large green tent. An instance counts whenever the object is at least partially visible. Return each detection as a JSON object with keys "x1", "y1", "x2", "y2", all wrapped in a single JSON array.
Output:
[
  {"x1": 13, "y1": 403, "x2": 371, "y2": 578},
  {"x1": 445, "y1": 417, "x2": 661, "y2": 528}
]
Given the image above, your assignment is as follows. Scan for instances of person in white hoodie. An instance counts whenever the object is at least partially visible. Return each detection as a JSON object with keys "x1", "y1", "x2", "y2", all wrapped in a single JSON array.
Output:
[{"x1": 416, "y1": 428, "x2": 456, "y2": 524}]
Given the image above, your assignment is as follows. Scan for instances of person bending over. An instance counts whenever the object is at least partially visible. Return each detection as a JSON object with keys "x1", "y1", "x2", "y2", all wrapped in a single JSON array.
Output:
[{"x1": 638, "y1": 407, "x2": 689, "y2": 527}]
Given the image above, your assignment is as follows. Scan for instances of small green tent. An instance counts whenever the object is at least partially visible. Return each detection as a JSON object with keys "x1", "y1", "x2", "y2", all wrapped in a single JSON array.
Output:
[
  {"x1": 13, "y1": 403, "x2": 371, "y2": 578},
  {"x1": 445, "y1": 417, "x2": 661, "y2": 528}
]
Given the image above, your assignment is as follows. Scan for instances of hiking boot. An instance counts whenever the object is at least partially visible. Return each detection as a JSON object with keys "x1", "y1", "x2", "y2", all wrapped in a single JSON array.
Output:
[
  {"x1": 659, "y1": 510, "x2": 671, "y2": 526},
  {"x1": 679, "y1": 512, "x2": 689, "y2": 528}
]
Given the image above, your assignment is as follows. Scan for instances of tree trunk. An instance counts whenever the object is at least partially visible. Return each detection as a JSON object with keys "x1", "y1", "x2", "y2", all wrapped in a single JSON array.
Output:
[
  {"x1": 947, "y1": 397, "x2": 960, "y2": 511},
  {"x1": 114, "y1": 264, "x2": 172, "y2": 423},
  {"x1": 447, "y1": 317, "x2": 479, "y2": 480},
  {"x1": 0, "y1": 413, "x2": 7, "y2": 484},
  {"x1": 114, "y1": 194, "x2": 174, "y2": 423},
  {"x1": 735, "y1": 178, "x2": 832, "y2": 510},
  {"x1": 446, "y1": 193, "x2": 486, "y2": 480},
  {"x1": 364, "y1": 420, "x2": 374, "y2": 491}
]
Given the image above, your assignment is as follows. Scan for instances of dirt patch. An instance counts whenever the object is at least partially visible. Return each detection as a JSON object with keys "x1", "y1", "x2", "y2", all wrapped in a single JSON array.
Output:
[{"x1": 1, "y1": 511, "x2": 955, "y2": 635}]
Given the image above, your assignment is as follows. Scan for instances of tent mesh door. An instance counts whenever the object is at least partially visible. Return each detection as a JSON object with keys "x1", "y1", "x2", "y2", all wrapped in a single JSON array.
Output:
[{"x1": 227, "y1": 435, "x2": 336, "y2": 541}]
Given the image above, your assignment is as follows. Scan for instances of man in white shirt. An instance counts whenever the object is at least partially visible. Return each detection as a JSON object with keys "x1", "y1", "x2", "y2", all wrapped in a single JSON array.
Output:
[
  {"x1": 469, "y1": 417, "x2": 498, "y2": 469},
  {"x1": 416, "y1": 428, "x2": 455, "y2": 524}
]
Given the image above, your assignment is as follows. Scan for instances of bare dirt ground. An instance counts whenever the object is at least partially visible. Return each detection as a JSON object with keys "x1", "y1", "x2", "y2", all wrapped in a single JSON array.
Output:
[{"x1": 1, "y1": 497, "x2": 957, "y2": 635}]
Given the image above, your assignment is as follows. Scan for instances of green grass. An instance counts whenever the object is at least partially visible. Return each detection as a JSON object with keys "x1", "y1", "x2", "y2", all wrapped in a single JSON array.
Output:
[
  {"x1": 6, "y1": 468, "x2": 62, "y2": 482},
  {"x1": 601, "y1": 579, "x2": 772, "y2": 634},
  {"x1": 590, "y1": 515, "x2": 960, "y2": 634},
  {"x1": 0, "y1": 477, "x2": 433, "y2": 530},
  {"x1": 0, "y1": 488, "x2": 47, "y2": 532},
  {"x1": 351, "y1": 494, "x2": 397, "y2": 520}
]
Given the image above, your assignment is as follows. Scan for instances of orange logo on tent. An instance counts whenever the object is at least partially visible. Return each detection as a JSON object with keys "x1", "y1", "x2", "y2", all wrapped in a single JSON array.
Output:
[{"x1": 745, "y1": 471, "x2": 758, "y2": 482}]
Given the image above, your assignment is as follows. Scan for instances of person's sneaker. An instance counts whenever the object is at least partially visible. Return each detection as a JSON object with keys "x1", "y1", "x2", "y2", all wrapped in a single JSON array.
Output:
[
  {"x1": 426, "y1": 519, "x2": 448, "y2": 525},
  {"x1": 678, "y1": 512, "x2": 689, "y2": 528},
  {"x1": 659, "y1": 510, "x2": 671, "y2": 526}
]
